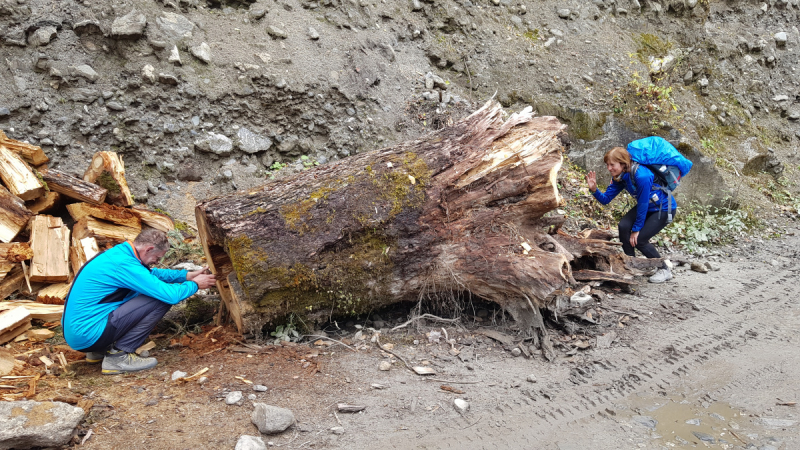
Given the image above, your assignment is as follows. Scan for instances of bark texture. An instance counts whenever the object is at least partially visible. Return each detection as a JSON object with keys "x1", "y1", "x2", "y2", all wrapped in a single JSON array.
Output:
[{"x1": 197, "y1": 101, "x2": 577, "y2": 334}]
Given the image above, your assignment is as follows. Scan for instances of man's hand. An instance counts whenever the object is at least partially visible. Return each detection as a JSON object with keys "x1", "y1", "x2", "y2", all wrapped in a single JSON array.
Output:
[
  {"x1": 586, "y1": 171, "x2": 598, "y2": 193},
  {"x1": 191, "y1": 273, "x2": 217, "y2": 290},
  {"x1": 630, "y1": 231, "x2": 639, "y2": 248},
  {"x1": 187, "y1": 266, "x2": 210, "y2": 282}
]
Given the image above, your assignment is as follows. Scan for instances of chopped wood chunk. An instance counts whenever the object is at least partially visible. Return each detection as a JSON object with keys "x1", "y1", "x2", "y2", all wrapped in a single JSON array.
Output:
[
  {"x1": 0, "y1": 266, "x2": 24, "y2": 300},
  {"x1": 0, "y1": 184, "x2": 33, "y2": 243},
  {"x1": 67, "y1": 202, "x2": 142, "y2": 229},
  {"x1": 29, "y1": 215, "x2": 71, "y2": 283},
  {"x1": 0, "y1": 130, "x2": 49, "y2": 166},
  {"x1": 0, "y1": 300, "x2": 63, "y2": 321},
  {"x1": 69, "y1": 236, "x2": 99, "y2": 274},
  {"x1": 26, "y1": 191, "x2": 60, "y2": 215},
  {"x1": 0, "y1": 243, "x2": 34, "y2": 263},
  {"x1": 0, "y1": 306, "x2": 32, "y2": 345},
  {"x1": 0, "y1": 263, "x2": 14, "y2": 283},
  {"x1": 72, "y1": 217, "x2": 139, "y2": 248},
  {"x1": 0, "y1": 144, "x2": 45, "y2": 201},
  {"x1": 36, "y1": 282, "x2": 71, "y2": 305},
  {"x1": 130, "y1": 207, "x2": 174, "y2": 232},
  {"x1": 40, "y1": 169, "x2": 107, "y2": 205},
  {"x1": 83, "y1": 152, "x2": 133, "y2": 207},
  {"x1": 26, "y1": 328, "x2": 55, "y2": 341}
]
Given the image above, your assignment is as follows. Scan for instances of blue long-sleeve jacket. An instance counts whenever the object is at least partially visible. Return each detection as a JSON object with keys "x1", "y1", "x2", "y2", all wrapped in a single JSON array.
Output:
[
  {"x1": 62, "y1": 242, "x2": 198, "y2": 350},
  {"x1": 591, "y1": 166, "x2": 677, "y2": 232}
]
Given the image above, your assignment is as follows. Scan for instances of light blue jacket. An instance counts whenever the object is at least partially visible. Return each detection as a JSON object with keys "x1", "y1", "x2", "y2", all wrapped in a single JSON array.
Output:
[
  {"x1": 591, "y1": 166, "x2": 678, "y2": 232},
  {"x1": 62, "y1": 242, "x2": 198, "y2": 350}
]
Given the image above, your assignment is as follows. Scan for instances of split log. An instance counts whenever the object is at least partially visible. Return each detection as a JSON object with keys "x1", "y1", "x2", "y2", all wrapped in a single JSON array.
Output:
[
  {"x1": 0, "y1": 243, "x2": 34, "y2": 263},
  {"x1": 0, "y1": 262, "x2": 14, "y2": 282},
  {"x1": 40, "y1": 169, "x2": 107, "y2": 205},
  {"x1": 130, "y1": 207, "x2": 174, "y2": 232},
  {"x1": 70, "y1": 236, "x2": 99, "y2": 274},
  {"x1": 36, "y1": 282, "x2": 71, "y2": 305},
  {"x1": 196, "y1": 101, "x2": 573, "y2": 335},
  {"x1": 67, "y1": 202, "x2": 142, "y2": 229},
  {"x1": 0, "y1": 184, "x2": 34, "y2": 243},
  {"x1": 0, "y1": 306, "x2": 32, "y2": 345},
  {"x1": 28, "y1": 215, "x2": 71, "y2": 283},
  {"x1": 0, "y1": 130, "x2": 49, "y2": 166},
  {"x1": 83, "y1": 151, "x2": 133, "y2": 207},
  {"x1": 72, "y1": 217, "x2": 139, "y2": 248},
  {"x1": 0, "y1": 144, "x2": 45, "y2": 201},
  {"x1": 26, "y1": 191, "x2": 61, "y2": 215},
  {"x1": 0, "y1": 300, "x2": 63, "y2": 321},
  {"x1": 0, "y1": 266, "x2": 25, "y2": 299}
]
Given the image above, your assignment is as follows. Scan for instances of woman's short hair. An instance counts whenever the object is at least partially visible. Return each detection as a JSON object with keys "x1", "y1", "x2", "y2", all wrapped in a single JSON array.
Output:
[
  {"x1": 603, "y1": 146, "x2": 631, "y2": 172},
  {"x1": 133, "y1": 228, "x2": 170, "y2": 252}
]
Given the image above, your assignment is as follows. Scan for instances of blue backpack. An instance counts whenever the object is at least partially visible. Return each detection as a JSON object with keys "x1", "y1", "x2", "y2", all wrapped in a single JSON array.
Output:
[{"x1": 627, "y1": 136, "x2": 693, "y2": 224}]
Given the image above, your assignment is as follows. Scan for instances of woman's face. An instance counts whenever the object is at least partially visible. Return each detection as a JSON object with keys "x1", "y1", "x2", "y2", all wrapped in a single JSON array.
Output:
[{"x1": 606, "y1": 160, "x2": 625, "y2": 177}]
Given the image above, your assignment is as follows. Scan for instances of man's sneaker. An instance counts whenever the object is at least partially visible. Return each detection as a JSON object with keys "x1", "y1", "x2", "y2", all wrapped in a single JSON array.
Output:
[
  {"x1": 101, "y1": 349, "x2": 158, "y2": 375},
  {"x1": 649, "y1": 268, "x2": 673, "y2": 284},
  {"x1": 85, "y1": 351, "x2": 106, "y2": 364}
]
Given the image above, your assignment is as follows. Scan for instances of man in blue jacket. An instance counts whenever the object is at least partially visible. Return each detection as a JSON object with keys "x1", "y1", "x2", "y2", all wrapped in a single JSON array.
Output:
[{"x1": 63, "y1": 229, "x2": 217, "y2": 374}]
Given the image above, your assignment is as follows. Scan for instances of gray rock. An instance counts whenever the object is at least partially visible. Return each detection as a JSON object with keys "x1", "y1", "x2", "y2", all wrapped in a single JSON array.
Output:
[
  {"x1": 169, "y1": 46, "x2": 182, "y2": 65},
  {"x1": 72, "y1": 64, "x2": 99, "y2": 82},
  {"x1": 411, "y1": 0, "x2": 423, "y2": 11},
  {"x1": 106, "y1": 101, "x2": 125, "y2": 111},
  {"x1": 248, "y1": 394, "x2": 257, "y2": 401},
  {"x1": 511, "y1": 347, "x2": 522, "y2": 357},
  {"x1": 425, "y1": 72, "x2": 447, "y2": 90},
  {"x1": 251, "y1": 403, "x2": 295, "y2": 434},
  {"x1": 253, "y1": 385, "x2": 268, "y2": 392},
  {"x1": 195, "y1": 132, "x2": 233, "y2": 155},
  {"x1": 112, "y1": 10, "x2": 147, "y2": 38},
  {"x1": 773, "y1": 95, "x2": 789, "y2": 102},
  {"x1": 237, "y1": 127, "x2": 273, "y2": 154},
  {"x1": 330, "y1": 426, "x2": 345, "y2": 435},
  {"x1": 156, "y1": 12, "x2": 195, "y2": 41},
  {"x1": 142, "y1": 64, "x2": 156, "y2": 83},
  {"x1": 236, "y1": 435, "x2": 267, "y2": 450},
  {"x1": 685, "y1": 418, "x2": 701, "y2": 425},
  {"x1": 158, "y1": 73, "x2": 179, "y2": 85},
  {"x1": 73, "y1": 20, "x2": 102, "y2": 36},
  {"x1": 557, "y1": 8, "x2": 571, "y2": 18},
  {"x1": 526, "y1": 374, "x2": 537, "y2": 383},
  {"x1": 692, "y1": 431, "x2": 715, "y2": 443},
  {"x1": 632, "y1": 415, "x2": 657, "y2": 429},
  {"x1": 177, "y1": 163, "x2": 203, "y2": 182},
  {"x1": 0, "y1": 401, "x2": 85, "y2": 449},
  {"x1": 308, "y1": 27, "x2": 320, "y2": 40},
  {"x1": 29, "y1": 26, "x2": 57, "y2": 46},
  {"x1": 453, "y1": 398, "x2": 469, "y2": 413},
  {"x1": 171, "y1": 370, "x2": 186, "y2": 381},
  {"x1": 221, "y1": 169, "x2": 234, "y2": 180},
  {"x1": 267, "y1": 25, "x2": 287, "y2": 39},
  {"x1": 787, "y1": 110, "x2": 800, "y2": 121},
  {"x1": 0, "y1": 108, "x2": 10, "y2": 117},
  {"x1": 691, "y1": 262, "x2": 709, "y2": 273},
  {"x1": 191, "y1": 43, "x2": 212, "y2": 63},
  {"x1": 249, "y1": 4, "x2": 269, "y2": 20},
  {"x1": 760, "y1": 418, "x2": 796, "y2": 428},
  {"x1": 226, "y1": 391, "x2": 243, "y2": 405},
  {"x1": 71, "y1": 88, "x2": 100, "y2": 103},
  {"x1": 775, "y1": 31, "x2": 788, "y2": 46}
]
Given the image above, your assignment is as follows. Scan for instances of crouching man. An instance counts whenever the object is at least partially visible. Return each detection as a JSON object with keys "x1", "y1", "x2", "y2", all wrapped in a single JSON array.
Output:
[{"x1": 62, "y1": 229, "x2": 217, "y2": 374}]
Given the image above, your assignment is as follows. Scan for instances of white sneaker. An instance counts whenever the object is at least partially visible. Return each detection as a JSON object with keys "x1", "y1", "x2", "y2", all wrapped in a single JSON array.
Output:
[{"x1": 649, "y1": 268, "x2": 673, "y2": 284}]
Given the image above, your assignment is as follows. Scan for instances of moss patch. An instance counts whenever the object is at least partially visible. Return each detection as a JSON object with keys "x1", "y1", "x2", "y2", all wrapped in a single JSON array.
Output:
[
  {"x1": 279, "y1": 185, "x2": 336, "y2": 234},
  {"x1": 368, "y1": 152, "x2": 431, "y2": 218},
  {"x1": 96, "y1": 171, "x2": 121, "y2": 196}
]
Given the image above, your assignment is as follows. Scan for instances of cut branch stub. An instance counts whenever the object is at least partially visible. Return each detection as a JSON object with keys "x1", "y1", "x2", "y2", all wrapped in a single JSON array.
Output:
[{"x1": 196, "y1": 101, "x2": 571, "y2": 333}]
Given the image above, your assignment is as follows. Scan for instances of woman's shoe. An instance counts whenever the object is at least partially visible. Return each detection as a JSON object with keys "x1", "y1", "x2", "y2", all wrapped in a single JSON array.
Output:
[{"x1": 649, "y1": 268, "x2": 673, "y2": 284}]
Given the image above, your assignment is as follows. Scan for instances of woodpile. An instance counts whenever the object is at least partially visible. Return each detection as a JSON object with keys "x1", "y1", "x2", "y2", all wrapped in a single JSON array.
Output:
[{"x1": 0, "y1": 132, "x2": 174, "y2": 343}]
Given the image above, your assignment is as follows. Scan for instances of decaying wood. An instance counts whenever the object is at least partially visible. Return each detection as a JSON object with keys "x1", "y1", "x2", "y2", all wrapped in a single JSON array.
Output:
[
  {"x1": 0, "y1": 184, "x2": 34, "y2": 243},
  {"x1": 0, "y1": 300, "x2": 63, "y2": 321},
  {"x1": 83, "y1": 151, "x2": 133, "y2": 207},
  {"x1": 0, "y1": 307, "x2": 32, "y2": 345},
  {"x1": 0, "y1": 266, "x2": 25, "y2": 300},
  {"x1": 36, "y1": 282, "x2": 71, "y2": 305},
  {"x1": 0, "y1": 243, "x2": 34, "y2": 263},
  {"x1": 67, "y1": 202, "x2": 142, "y2": 229},
  {"x1": 0, "y1": 145, "x2": 45, "y2": 201},
  {"x1": 40, "y1": 169, "x2": 107, "y2": 205},
  {"x1": 26, "y1": 191, "x2": 60, "y2": 215},
  {"x1": 72, "y1": 217, "x2": 139, "y2": 249},
  {"x1": 28, "y1": 215, "x2": 71, "y2": 283},
  {"x1": 197, "y1": 100, "x2": 571, "y2": 337},
  {"x1": 69, "y1": 236, "x2": 99, "y2": 274},
  {"x1": 0, "y1": 130, "x2": 49, "y2": 166},
  {"x1": 131, "y1": 207, "x2": 174, "y2": 232}
]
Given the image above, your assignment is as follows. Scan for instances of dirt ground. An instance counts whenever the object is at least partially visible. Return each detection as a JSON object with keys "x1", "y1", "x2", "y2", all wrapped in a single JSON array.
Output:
[{"x1": 3, "y1": 228, "x2": 800, "y2": 449}]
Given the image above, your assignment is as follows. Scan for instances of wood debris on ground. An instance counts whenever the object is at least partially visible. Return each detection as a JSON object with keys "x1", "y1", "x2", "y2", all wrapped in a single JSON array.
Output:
[{"x1": 0, "y1": 133, "x2": 174, "y2": 347}]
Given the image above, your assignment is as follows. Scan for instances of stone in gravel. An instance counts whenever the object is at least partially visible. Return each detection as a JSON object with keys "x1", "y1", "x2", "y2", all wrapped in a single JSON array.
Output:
[
  {"x1": 526, "y1": 374, "x2": 537, "y2": 383},
  {"x1": 106, "y1": 101, "x2": 125, "y2": 112},
  {"x1": 191, "y1": 43, "x2": 212, "y2": 63},
  {"x1": 249, "y1": 4, "x2": 269, "y2": 21},
  {"x1": 267, "y1": 25, "x2": 287, "y2": 39},
  {"x1": 557, "y1": 8, "x2": 571, "y2": 18},
  {"x1": 112, "y1": 10, "x2": 147, "y2": 38},
  {"x1": 147, "y1": 181, "x2": 159, "y2": 195},
  {"x1": 251, "y1": 403, "x2": 295, "y2": 434},
  {"x1": 142, "y1": 64, "x2": 156, "y2": 83},
  {"x1": 171, "y1": 370, "x2": 187, "y2": 381},
  {"x1": 704, "y1": 261, "x2": 720, "y2": 272},
  {"x1": 221, "y1": 169, "x2": 234, "y2": 180},
  {"x1": 169, "y1": 46, "x2": 182, "y2": 65},
  {"x1": 379, "y1": 360, "x2": 392, "y2": 371},
  {"x1": 197, "y1": 376, "x2": 208, "y2": 384},
  {"x1": 760, "y1": 418, "x2": 796, "y2": 427},
  {"x1": 773, "y1": 95, "x2": 789, "y2": 102},
  {"x1": 330, "y1": 426, "x2": 345, "y2": 435},
  {"x1": 248, "y1": 394, "x2": 257, "y2": 401},
  {"x1": 158, "y1": 73, "x2": 179, "y2": 85},
  {"x1": 775, "y1": 32, "x2": 788, "y2": 46},
  {"x1": 685, "y1": 418, "x2": 701, "y2": 425},
  {"x1": 226, "y1": 391, "x2": 243, "y2": 405},
  {"x1": 72, "y1": 65, "x2": 99, "y2": 82},
  {"x1": 156, "y1": 12, "x2": 195, "y2": 41},
  {"x1": 195, "y1": 132, "x2": 233, "y2": 155},
  {"x1": 0, "y1": 108, "x2": 9, "y2": 117},
  {"x1": 254, "y1": 385, "x2": 268, "y2": 392},
  {"x1": 235, "y1": 435, "x2": 267, "y2": 450},
  {"x1": 0, "y1": 401, "x2": 85, "y2": 449},
  {"x1": 692, "y1": 431, "x2": 715, "y2": 443},
  {"x1": 631, "y1": 415, "x2": 657, "y2": 429},
  {"x1": 595, "y1": 331, "x2": 616, "y2": 349},
  {"x1": 570, "y1": 291, "x2": 593, "y2": 307},
  {"x1": 237, "y1": 127, "x2": 273, "y2": 154},
  {"x1": 511, "y1": 348, "x2": 522, "y2": 357},
  {"x1": 690, "y1": 262, "x2": 709, "y2": 273},
  {"x1": 425, "y1": 72, "x2": 447, "y2": 90},
  {"x1": 29, "y1": 26, "x2": 57, "y2": 46},
  {"x1": 308, "y1": 27, "x2": 320, "y2": 40},
  {"x1": 453, "y1": 398, "x2": 469, "y2": 413}
]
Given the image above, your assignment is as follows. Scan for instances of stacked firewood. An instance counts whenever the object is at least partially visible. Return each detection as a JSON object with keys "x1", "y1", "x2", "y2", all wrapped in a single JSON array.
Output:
[{"x1": 0, "y1": 130, "x2": 174, "y2": 343}]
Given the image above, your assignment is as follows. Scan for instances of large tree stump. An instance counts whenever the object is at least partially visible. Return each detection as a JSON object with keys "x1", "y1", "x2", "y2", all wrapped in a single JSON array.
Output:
[{"x1": 196, "y1": 101, "x2": 574, "y2": 335}]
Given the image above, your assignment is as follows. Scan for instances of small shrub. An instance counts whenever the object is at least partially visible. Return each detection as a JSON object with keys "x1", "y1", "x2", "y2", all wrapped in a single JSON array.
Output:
[
  {"x1": 658, "y1": 202, "x2": 754, "y2": 254},
  {"x1": 160, "y1": 229, "x2": 205, "y2": 267},
  {"x1": 634, "y1": 33, "x2": 673, "y2": 63}
]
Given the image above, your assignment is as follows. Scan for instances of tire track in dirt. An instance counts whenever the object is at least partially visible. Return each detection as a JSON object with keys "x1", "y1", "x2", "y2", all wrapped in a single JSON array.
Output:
[{"x1": 404, "y1": 259, "x2": 799, "y2": 449}]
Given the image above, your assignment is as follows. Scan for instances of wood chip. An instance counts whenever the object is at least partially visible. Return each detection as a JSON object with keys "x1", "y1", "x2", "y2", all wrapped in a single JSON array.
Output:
[
  {"x1": 440, "y1": 385, "x2": 465, "y2": 394},
  {"x1": 337, "y1": 403, "x2": 366, "y2": 413},
  {"x1": 412, "y1": 366, "x2": 436, "y2": 376},
  {"x1": 135, "y1": 341, "x2": 156, "y2": 355}
]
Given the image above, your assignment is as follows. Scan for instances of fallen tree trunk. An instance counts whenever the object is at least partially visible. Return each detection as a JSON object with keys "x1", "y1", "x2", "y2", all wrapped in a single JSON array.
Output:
[{"x1": 197, "y1": 101, "x2": 576, "y2": 335}]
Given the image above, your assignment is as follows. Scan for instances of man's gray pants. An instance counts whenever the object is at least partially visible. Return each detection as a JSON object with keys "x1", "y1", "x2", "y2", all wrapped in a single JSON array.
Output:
[{"x1": 78, "y1": 295, "x2": 171, "y2": 354}]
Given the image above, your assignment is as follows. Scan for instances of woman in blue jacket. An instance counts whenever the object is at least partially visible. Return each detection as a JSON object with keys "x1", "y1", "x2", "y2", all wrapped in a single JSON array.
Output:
[{"x1": 586, "y1": 147, "x2": 675, "y2": 283}]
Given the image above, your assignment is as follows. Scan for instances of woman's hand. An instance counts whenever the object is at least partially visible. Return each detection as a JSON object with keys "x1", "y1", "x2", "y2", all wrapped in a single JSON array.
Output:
[
  {"x1": 630, "y1": 231, "x2": 639, "y2": 248},
  {"x1": 586, "y1": 171, "x2": 597, "y2": 193}
]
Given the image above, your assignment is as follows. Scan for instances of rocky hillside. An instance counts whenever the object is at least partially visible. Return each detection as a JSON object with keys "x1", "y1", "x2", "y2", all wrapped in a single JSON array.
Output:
[{"x1": 1, "y1": 0, "x2": 798, "y2": 225}]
